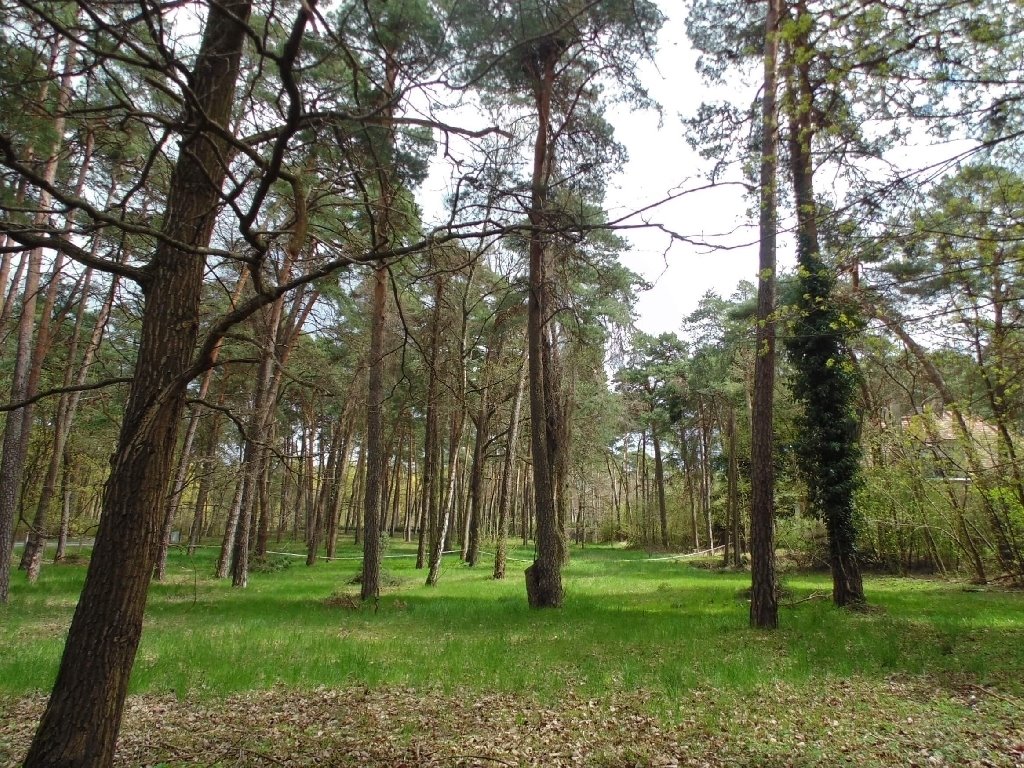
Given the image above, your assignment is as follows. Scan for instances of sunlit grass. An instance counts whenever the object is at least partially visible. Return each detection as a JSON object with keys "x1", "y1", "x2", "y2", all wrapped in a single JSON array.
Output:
[{"x1": 2, "y1": 540, "x2": 1023, "y2": 707}]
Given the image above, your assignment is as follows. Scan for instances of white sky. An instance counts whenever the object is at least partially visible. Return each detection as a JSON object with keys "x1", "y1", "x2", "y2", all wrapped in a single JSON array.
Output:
[{"x1": 603, "y1": 3, "x2": 766, "y2": 335}]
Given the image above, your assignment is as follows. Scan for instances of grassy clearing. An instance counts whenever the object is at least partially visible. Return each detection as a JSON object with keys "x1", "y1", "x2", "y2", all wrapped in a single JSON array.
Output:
[{"x1": 1, "y1": 542, "x2": 1023, "y2": 766}]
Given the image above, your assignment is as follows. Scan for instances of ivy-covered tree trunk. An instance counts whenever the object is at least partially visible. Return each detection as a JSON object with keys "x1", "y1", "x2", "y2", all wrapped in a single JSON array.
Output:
[
  {"x1": 22, "y1": 3, "x2": 251, "y2": 762},
  {"x1": 783, "y1": 2, "x2": 865, "y2": 608}
]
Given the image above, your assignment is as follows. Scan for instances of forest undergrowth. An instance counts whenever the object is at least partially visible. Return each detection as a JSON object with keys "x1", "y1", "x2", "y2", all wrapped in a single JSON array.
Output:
[{"x1": 2, "y1": 543, "x2": 1023, "y2": 766}]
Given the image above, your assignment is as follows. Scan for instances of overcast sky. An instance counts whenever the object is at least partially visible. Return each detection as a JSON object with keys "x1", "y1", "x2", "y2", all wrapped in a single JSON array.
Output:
[{"x1": 604, "y1": 2, "x2": 766, "y2": 336}]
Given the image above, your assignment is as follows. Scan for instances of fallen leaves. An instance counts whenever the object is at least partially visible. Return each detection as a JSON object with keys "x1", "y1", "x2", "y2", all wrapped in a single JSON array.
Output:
[{"x1": 1, "y1": 678, "x2": 1022, "y2": 768}]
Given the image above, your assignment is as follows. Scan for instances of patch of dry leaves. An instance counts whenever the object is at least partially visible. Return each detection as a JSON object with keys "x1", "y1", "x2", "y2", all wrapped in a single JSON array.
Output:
[{"x1": 1, "y1": 679, "x2": 1022, "y2": 767}]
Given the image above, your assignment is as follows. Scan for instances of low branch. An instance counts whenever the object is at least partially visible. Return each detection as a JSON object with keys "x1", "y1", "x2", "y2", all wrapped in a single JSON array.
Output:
[
  {"x1": 0, "y1": 227, "x2": 148, "y2": 284},
  {"x1": 0, "y1": 377, "x2": 133, "y2": 413}
]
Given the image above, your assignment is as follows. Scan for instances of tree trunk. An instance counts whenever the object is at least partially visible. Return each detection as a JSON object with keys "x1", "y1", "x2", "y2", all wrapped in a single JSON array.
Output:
[
  {"x1": 22, "y1": 4, "x2": 251, "y2": 762},
  {"x1": 26, "y1": 261, "x2": 115, "y2": 581},
  {"x1": 726, "y1": 405, "x2": 741, "y2": 567},
  {"x1": 0, "y1": 41, "x2": 68, "y2": 584},
  {"x1": 231, "y1": 309, "x2": 281, "y2": 589},
  {"x1": 187, "y1": 406, "x2": 225, "y2": 556},
  {"x1": 749, "y1": 0, "x2": 782, "y2": 630},
  {"x1": 0, "y1": 146, "x2": 52, "y2": 602},
  {"x1": 54, "y1": 451, "x2": 74, "y2": 563},
  {"x1": 325, "y1": 410, "x2": 353, "y2": 560},
  {"x1": 426, "y1": 413, "x2": 466, "y2": 586},
  {"x1": 416, "y1": 274, "x2": 444, "y2": 572},
  {"x1": 467, "y1": 345, "x2": 498, "y2": 567},
  {"x1": 494, "y1": 345, "x2": 528, "y2": 579},
  {"x1": 361, "y1": 265, "x2": 388, "y2": 601},
  {"x1": 652, "y1": 428, "x2": 669, "y2": 548},
  {"x1": 784, "y1": 7, "x2": 865, "y2": 608},
  {"x1": 17, "y1": 120, "x2": 93, "y2": 580},
  {"x1": 524, "y1": 46, "x2": 564, "y2": 608}
]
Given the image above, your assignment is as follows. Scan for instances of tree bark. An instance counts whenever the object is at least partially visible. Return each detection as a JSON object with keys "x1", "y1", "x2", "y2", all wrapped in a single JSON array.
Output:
[
  {"x1": 361, "y1": 265, "x2": 388, "y2": 600},
  {"x1": 0, "y1": 32, "x2": 75, "y2": 601},
  {"x1": 749, "y1": 0, "x2": 781, "y2": 630},
  {"x1": 494, "y1": 345, "x2": 528, "y2": 579},
  {"x1": 652, "y1": 428, "x2": 669, "y2": 548},
  {"x1": 426, "y1": 412, "x2": 466, "y2": 586},
  {"x1": 0, "y1": 240, "x2": 43, "y2": 602},
  {"x1": 22, "y1": 3, "x2": 251, "y2": 762},
  {"x1": 325, "y1": 410, "x2": 353, "y2": 559},
  {"x1": 726, "y1": 405, "x2": 741, "y2": 567},
  {"x1": 467, "y1": 343, "x2": 499, "y2": 567},
  {"x1": 524, "y1": 44, "x2": 564, "y2": 608},
  {"x1": 416, "y1": 279, "x2": 442, "y2": 569},
  {"x1": 187, "y1": 404, "x2": 225, "y2": 555},
  {"x1": 17, "y1": 117, "x2": 93, "y2": 581}
]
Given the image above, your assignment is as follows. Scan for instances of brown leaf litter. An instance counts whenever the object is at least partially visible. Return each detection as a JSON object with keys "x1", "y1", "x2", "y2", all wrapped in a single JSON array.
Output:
[{"x1": 1, "y1": 680, "x2": 1022, "y2": 767}]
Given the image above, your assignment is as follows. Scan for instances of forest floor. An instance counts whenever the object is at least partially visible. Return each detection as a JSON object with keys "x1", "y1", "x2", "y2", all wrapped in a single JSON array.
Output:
[
  {"x1": 3, "y1": 679, "x2": 1022, "y2": 767},
  {"x1": 2, "y1": 543, "x2": 1023, "y2": 766}
]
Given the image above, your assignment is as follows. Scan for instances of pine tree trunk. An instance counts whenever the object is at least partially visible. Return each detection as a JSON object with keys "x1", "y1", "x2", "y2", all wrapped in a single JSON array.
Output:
[
  {"x1": 54, "y1": 453, "x2": 74, "y2": 563},
  {"x1": 187, "y1": 405, "x2": 225, "y2": 556},
  {"x1": 361, "y1": 267, "x2": 387, "y2": 600},
  {"x1": 18, "y1": 117, "x2": 92, "y2": 580},
  {"x1": 494, "y1": 346, "x2": 527, "y2": 580},
  {"x1": 418, "y1": 275, "x2": 443, "y2": 570},
  {"x1": 726, "y1": 406, "x2": 741, "y2": 567},
  {"x1": 467, "y1": 348, "x2": 496, "y2": 567},
  {"x1": 325, "y1": 411, "x2": 353, "y2": 560},
  {"x1": 652, "y1": 428, "x2": 669, "y2": 548},
  {"x1": 426, "y1": 413, "x2": 465, "y2": 586},
  {"x1": 22, "y1": 5, "x2": 251, "y2": 761},
  {"x1": 524, "y1": 47, "x2": 563, "y2": 609},
  {"x1": 156, "y1": 272, "x2": 245, "y2": 578},
  {"x1": 749, "y1": 0, "x2": 782, "y2": 630}
]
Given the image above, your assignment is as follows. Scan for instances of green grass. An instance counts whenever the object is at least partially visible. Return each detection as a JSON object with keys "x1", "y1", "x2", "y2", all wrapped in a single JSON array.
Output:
[
  {"x1": 2, "y1": 541, "x2": 1022, "y2": 705},
  {"x1": 4, "y1": 543, "x2": 1024, "y2": 766}
]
